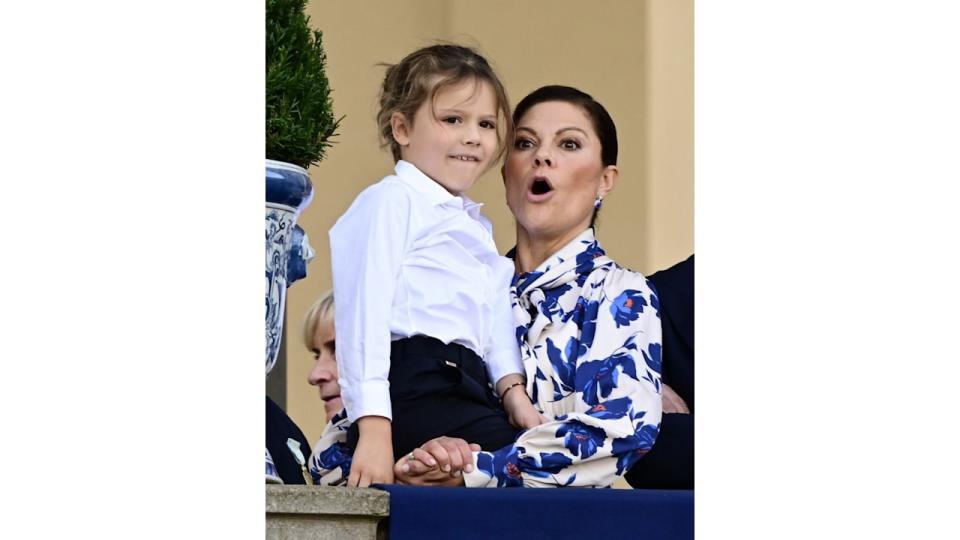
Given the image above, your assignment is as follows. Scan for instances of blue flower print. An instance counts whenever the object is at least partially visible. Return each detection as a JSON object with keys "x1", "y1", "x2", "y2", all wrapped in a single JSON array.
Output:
[
  {"x1": 642, "y1": 342, "x2": 662, "y2": 374},
  {"x1": 330, "y1": 408, "x2": 348, "y2": 425},
  {"x1": 311, "y1": 442, "x2": 353, "y2": 482},
  {"x1": 641, "y1": 342, "x2": 662, "y2": 393},
  {"x1": 575, "y1": 238, "x2": 605, "y2": 270},
  {"x1": 585, "y1": 396, "x2": 632, "y2": 420},
  {"x1": 530, "y1": 366, "x2": 549, "y2": 404},
  {"x1": 609, "y1": 289, "x2": 648, "y2": 328},
  {"x1": 577, "y1": 351, "x2": 639, "y2": 405},
  {"x1": 546, "y1": 336, "x2": 577, "y2": 399},
  {"x1": 646, "y1": 279, "x2": 660, "y2": 318},
  {"x1": 637, "y1": 422, "x2": 659, "y2": 450},
  {"x1": 566, "y1": 297, "x2": 600, "y2": 357},
  {"x1": 514, "y1": 270, "x2": 544, "y2": 296},
  {"x1": 556, "y1": 421, "x2": 607, "y2": 458},
  {"x1": 476, "y1": 445, "x2": 524, "y2": 487},
  {"x1": 539, "y1": 283, "x2": 572, "y2": 321},
  {"x1": 515, "y1": 323, "x2": 527, "y2": 347},
  {"x1": 518, "y1": 452, "x2": 574, "y2": 480},
  {"x1": 611, "y1": 423, "x2": 659, "y2": 475}
]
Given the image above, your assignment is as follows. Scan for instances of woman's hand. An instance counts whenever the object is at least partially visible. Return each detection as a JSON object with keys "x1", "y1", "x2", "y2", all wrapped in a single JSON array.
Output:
[
  {"x1": 348, "y1": 416, "x2": 395, "y2": 487},
  {"x1": 393, "y1": 436, "x2": 479, "y2": 486},
  {"x1": 662, "y1": 383, "x2": 690, "y2": 414},
  {"x1": 502, "y1": 386, "x2": 551, "y2": 429},
  {"x1": 394, "y1": 456, "x2": 465, "y2": 487}
]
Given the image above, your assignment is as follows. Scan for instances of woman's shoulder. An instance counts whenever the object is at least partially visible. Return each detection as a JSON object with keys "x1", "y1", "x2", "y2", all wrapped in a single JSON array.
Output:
[{"x1": 591, "y1": 261, "x2": 655, "y2": 296}]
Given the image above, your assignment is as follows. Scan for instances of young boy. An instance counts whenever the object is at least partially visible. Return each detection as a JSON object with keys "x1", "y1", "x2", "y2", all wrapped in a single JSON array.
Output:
[{"x1": 329, "y1": 45, "x2": 543, "y2": 487}]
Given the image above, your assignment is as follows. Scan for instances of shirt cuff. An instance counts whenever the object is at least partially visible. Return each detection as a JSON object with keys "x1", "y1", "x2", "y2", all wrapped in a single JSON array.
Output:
[
  {"x1": 343, "y1": 380, "x2": 393, "y2": 423},
  {"x1": 485, "y1": 350, "x2": 524, "y2": 387}
]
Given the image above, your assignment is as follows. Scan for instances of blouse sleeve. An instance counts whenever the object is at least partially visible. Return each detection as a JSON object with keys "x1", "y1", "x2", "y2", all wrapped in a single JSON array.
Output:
[{"x1": 464, "y1": 271, "x2": 663, "y2": 488}]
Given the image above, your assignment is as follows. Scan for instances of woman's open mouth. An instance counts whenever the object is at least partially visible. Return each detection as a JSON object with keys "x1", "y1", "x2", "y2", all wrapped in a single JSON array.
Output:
[{"x1": 528, "y1": 176, "x2": 553, "y2": 199}]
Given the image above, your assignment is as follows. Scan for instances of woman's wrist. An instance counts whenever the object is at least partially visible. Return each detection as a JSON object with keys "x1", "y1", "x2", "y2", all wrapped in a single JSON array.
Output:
[
  {"x1": 499, "y1": 381, "x2": 526, "y2": 400},
  {"x1": 495, "y1": 373, "x2": 525, "y2": 397}
]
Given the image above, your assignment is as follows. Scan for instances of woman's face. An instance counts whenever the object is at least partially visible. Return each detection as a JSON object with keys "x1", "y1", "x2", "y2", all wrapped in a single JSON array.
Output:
[
  {"x1": 504, "y1": 100, "x2": 615, "y2": 242},
  {"x1": 307, "y1": 316, "x2": 342, "y2": 419}
]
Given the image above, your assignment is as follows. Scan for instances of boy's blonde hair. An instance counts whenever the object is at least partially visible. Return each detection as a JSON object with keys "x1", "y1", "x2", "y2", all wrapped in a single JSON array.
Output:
[
  {"x1": 301, "y1": 290, "x2": 335, "y2": 351},
  {"x1": 376, "y1": 44, "x2": 512, "y2": 163}
]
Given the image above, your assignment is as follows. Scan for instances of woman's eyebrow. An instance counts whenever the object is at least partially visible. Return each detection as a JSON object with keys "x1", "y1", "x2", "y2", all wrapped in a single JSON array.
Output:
[
  {"x1": 555, "y1": 127, "x2": 588, "y2": 137},
  {"x1": 515, "y1": 126, "x2": 589, "y2": 137}
]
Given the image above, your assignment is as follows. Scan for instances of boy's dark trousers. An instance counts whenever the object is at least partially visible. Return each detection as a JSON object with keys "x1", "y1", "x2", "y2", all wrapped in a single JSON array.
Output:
[{"x1": 345, "y1": 335, "x2": 521, "y2": 459}]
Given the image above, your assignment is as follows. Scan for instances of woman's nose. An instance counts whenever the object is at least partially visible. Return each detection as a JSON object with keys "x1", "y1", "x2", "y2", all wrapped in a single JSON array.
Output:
[
  {"x1": 308, "y1": 361, "x2": 331, "y2": 385},
  {"x1": 533, "y1": 147, "x2": 553, "y2": 167}
]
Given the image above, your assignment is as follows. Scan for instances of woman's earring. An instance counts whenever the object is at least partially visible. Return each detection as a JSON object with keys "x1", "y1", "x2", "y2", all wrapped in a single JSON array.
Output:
[{"x1": 594, "y1": 196, "x2": 603, "y2": 209}]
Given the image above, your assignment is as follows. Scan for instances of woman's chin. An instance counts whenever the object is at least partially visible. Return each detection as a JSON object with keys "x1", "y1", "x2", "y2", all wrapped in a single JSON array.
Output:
[{"x1": 324, "y1": 398, "x2": 343, "y2": 419}]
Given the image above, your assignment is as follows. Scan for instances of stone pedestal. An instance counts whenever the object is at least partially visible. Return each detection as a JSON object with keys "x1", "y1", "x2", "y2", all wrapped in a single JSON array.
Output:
[{"x1": 266, "y1": 486, "x2": 389, "y2": 540}]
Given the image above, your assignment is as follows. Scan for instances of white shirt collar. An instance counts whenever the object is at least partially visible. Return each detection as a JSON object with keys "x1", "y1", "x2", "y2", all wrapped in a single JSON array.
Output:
[{"x1": 394, "y1": 160, "x2": 484, "y2": 216}]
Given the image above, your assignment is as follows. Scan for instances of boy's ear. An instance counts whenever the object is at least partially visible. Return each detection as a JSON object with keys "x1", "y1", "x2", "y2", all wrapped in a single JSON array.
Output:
[{"x1": 391, "y1": 112, "x2": 411, "y2": 147}]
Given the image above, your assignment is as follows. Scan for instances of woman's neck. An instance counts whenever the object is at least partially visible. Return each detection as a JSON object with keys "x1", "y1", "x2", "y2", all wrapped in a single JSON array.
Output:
[{"x1": 513, "y1": 225, "x2": 589, "y2": 274}]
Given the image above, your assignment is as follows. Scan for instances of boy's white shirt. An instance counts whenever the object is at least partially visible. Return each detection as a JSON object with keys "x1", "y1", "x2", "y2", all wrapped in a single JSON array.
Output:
[{"x1": 329, "y1": 160, "x2": 523, "y2": 423}]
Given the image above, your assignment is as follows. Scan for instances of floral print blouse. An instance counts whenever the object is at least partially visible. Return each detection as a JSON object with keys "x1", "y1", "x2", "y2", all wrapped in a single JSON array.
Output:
[{"x1": 310, "y1": 229, "x2": 662, "y2": 488}]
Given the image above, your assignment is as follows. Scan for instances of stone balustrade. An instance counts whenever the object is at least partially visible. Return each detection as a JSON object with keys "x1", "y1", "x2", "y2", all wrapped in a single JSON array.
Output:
[{"x1": 266, "y1": 485, "x2": 389, "y2": 540}]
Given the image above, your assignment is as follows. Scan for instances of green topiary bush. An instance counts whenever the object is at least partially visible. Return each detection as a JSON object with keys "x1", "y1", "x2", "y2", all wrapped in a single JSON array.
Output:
[{"x1": 266, "y1": 0, "x2": 341, "y2": 170}]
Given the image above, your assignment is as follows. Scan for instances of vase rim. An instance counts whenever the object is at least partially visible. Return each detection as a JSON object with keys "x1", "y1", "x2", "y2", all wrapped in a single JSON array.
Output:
[{"x1": 265, "y1": 159, "x2": 309, "y2": 177}]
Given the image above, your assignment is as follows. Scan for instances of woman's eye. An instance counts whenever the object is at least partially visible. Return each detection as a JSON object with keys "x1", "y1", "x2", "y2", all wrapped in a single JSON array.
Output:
[
  {"x1": 480, "y1": 120, "x2": 496, "y2": 130},
  {"x1": 561, "y1": 139, "x2": 581, "y2": 150},
  {"x1": 514, "y1": 138, "x2": 534, "y2": 149}
]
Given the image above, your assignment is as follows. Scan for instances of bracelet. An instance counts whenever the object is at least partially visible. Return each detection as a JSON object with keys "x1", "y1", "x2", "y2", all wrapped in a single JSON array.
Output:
[{"x1": 499, "y1": 381, "x2": 525, "y2": 400}]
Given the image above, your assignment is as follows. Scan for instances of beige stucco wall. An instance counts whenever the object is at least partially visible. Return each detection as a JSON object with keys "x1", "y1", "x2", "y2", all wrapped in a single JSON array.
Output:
[{"x1": 281, "y1": 0, "x2": 693, "y2": 448}]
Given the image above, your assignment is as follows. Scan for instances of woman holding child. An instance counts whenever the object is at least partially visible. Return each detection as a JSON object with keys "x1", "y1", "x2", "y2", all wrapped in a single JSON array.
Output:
[
  {"x1": 311, "y1": 44, "x2": 662, "y2": 488},
  {"x1": 396, "y1": 84, "x2": 663, "y2": 488}
]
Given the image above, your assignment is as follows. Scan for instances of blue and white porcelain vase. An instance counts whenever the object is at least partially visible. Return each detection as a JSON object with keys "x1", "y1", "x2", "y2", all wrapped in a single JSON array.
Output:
[
  {"x1": 265, "y1": 448, "x2": 283, "y2": 484},
  {"x1": 265, "y1": 159, "x2": 315, "y2": 483},
  {"x1": 265, "y1": 159, "x2": 315, "y2": 375}
]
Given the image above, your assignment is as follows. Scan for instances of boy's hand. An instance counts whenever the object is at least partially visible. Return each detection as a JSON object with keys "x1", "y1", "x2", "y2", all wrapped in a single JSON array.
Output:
[
  {"x1": 348, "y1": 416, "x2": 395, "y2": 487},
  {"x1": 502, "y1": 387, "x2": 550, "y2": 429}
]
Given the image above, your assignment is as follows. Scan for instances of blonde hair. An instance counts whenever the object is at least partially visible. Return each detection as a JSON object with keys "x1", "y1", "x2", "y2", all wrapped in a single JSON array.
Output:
[
  {"x1": 376, "y1": 43, "x2": 512, "y2": 163},
  {"x1": 301, "y1": 290, "x2": 335, "y2": 351}
]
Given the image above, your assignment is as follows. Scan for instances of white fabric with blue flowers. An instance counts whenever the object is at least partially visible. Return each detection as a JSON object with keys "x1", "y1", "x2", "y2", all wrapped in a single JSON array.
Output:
[
  {"x1": 309, "y1": 229, "x2": 662, "y2": 488},
  {"x1": 309, "y1": 409, "x2": 352, "y2": 485},
  {"x1": 463, "y1": 228, "x2": 662, "y2": 487}
]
